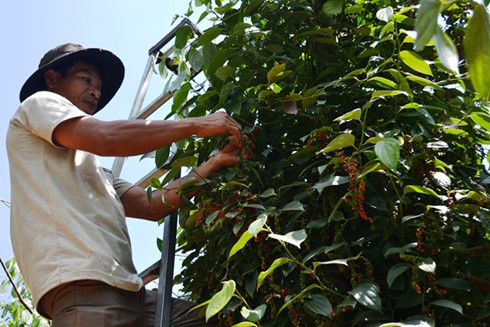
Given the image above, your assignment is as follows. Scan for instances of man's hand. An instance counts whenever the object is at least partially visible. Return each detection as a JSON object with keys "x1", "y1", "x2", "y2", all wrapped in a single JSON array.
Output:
[
  {"x1": 193, "y1": 112, "x2": 244, "y2": 148},
  {"x1": 211, "y1": 125, "x2": 260, "y2": 169}
]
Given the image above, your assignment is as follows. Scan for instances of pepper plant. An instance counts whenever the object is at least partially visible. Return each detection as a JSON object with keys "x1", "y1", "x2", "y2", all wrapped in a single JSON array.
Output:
[
  {"x1": 151, "y1": 0, "x2": 490, "y2": 325},
  {"x1": 0, "y1": 258, "x2": 50, "y2": 327}
]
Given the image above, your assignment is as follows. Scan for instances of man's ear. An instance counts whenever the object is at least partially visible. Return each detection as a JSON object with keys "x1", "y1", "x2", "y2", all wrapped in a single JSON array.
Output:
[{"x1": 44, "y1": 69, "x2": 58, "y2": 90}]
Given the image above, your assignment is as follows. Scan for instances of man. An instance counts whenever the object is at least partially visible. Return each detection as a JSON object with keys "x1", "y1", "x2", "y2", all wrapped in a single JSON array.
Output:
[{"x1": 7, "y1": 43, "x2": 254, "y2": 326}]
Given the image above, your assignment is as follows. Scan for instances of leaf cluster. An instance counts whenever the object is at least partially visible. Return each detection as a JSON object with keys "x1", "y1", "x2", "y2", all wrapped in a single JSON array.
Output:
[{"x1": 154, "y1": 0, "x2": 490, "y2": 325}]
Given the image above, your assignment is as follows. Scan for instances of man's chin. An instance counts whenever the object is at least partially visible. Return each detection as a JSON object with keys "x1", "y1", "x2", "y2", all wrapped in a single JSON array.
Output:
[{"x1": 79, "y1": 104, "x2": 96, "y2": 115}]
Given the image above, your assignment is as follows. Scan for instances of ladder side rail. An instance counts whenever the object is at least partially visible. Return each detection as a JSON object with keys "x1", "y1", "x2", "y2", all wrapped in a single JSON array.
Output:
[
  {"x1": 130, "y1": 55, "x2": 157, "y2": 119},
  {"x1": 111, "y1": 54, "x2": 156, "y2": 178},
  {"x1": 154, "y1": 171, "x2": 180, "y2": 327},
  {"x1": 148, "y1": 18, "x2": 201, "y2": 56},
  {"x1": 112, "y1": 18, "x2": 202, "y2": 178},
  {"x1": 136, "y1": 92, "x2": 174, "y2": 120}
]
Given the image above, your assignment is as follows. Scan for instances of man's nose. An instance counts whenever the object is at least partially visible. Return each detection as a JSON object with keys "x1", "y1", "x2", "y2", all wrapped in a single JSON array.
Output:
[{"x1": 90, "y1": 86, "x2": 101, "y2": 100}]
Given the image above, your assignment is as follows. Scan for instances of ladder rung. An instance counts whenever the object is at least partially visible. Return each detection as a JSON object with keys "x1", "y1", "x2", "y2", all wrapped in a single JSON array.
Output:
[
  {"x1": 135, "y1": 167, "x2": 168, "y2": 189},
  {"x1": 138, "y1": 260, "x2": 161, "y2": 285},
  {"x1": 136, "y1": 92, "x2": 173, "y2": 120}
]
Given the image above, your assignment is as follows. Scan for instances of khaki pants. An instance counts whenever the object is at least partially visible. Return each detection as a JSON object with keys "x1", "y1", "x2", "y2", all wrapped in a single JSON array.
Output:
[{"x1": 39, "y1": 280, "x2": 215, "y2": 327}]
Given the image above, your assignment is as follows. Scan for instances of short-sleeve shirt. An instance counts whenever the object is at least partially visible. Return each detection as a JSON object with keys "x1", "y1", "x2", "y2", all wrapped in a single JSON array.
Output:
[{"x1": 6, "y1": 91, "x2": 143, "y2": 311}]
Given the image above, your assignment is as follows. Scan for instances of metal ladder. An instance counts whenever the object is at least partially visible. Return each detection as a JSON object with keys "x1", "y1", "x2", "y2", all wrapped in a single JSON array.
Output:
[{"x1": 110, "y1": 18, "x2": 201, "y2": 327}]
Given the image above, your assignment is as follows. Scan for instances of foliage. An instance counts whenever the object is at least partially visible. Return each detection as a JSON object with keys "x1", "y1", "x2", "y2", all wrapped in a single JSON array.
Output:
[
  {"x1": 152, "y1": 0, "x2": 490, "y2": 325},
  {"x1": 0, "y1": 258, "x2": 50, "y2": 327}
]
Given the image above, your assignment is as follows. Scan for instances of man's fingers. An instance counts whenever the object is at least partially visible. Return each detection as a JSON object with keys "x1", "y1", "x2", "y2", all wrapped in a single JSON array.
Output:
[
  {"x1": 243, "y1": 147, "x2": 254, "y2": 160},
  {"x1": 217, "y1": 112, "x2": 242, "y2": 147}
]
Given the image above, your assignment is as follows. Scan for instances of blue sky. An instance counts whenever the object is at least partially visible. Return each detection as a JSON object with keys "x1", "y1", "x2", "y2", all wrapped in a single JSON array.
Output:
[{"x1": 0, "y1": 1, "x2": 200, "y2": 282}]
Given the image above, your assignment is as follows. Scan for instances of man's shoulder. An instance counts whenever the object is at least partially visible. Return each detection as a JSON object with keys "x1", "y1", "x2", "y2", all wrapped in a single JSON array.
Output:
[
  {"x1": 23, "y1": 91, "x2": 71, "y2": 106},
  {"x1": 16, "y1": 91, "x2": 83, "y2": 121}
]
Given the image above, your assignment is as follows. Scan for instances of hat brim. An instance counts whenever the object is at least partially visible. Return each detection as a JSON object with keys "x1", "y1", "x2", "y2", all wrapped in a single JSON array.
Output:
[{"x1": 19, "y1": 48, "x2": 124, "y2": 113}]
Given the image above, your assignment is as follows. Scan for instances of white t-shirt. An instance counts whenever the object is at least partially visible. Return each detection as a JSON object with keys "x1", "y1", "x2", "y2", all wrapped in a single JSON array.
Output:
[{"x1": 7, "y1": 91, "x2": 143, "y2": 311}]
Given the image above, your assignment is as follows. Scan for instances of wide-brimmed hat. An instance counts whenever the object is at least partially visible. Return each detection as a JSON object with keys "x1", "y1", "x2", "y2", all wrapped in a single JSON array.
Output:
[{"x1": 19, "y1": 43, "x2": 125, "y2": 113}]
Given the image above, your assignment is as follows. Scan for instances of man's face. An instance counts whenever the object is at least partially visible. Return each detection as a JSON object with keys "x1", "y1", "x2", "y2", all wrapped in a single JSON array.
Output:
[{"x1": 46, "y1": 61, "x2": 103, "y2": 115}]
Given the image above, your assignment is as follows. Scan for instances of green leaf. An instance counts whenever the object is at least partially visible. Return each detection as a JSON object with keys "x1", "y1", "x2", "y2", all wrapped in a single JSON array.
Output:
[
  {"x1": 433, "y1": 25, "x2": 459, "y2": 74},
  {"x1": 248, "y1": 213, "x2": 268, "y2": 235},
  {"x1": 215, "y1": 66, "x2": 234, "y2": 81},
  {"x1": 208, "y1": 49, "x2": 235, "y2": 76},
  {"x1": 322, "y1": 0, "x2": 343, "y2": 15},
  {"x1": 175, "y1": 25, "x2": 194, "y2": 50},
  {"x1": 240, "y1": 304, "x2": 266, "y2": 323},
  {"x1": 400, "y1": 50, "x2": 433, "y2": 76},
  {"x1": 302, "y1": 243, "x2": 343, "y2": 264},
  {"x1": 417, "y1": 258, "x2": 436, "y2": 273},
  {"x1": 469, "y1": 112, "x2": 490, "y2": 132},
  {"x1": 228, "y1": 231, "x2": 254, "y2": 259},
  {"x1": 259, "y1": 188, "x2": 276, "y2": 198},
  {"x1": 376, "y1": 7, "x2": 394, "y2": 23},
  {"x1": 334, "y1": 108, "x2": 362, "y2": 122},
  {"x1": 232, "y1": 323, "x2": 257, "y2": 327},
  {"x1": 243, "y1": 0, "x2": 265, "y2": 15},
  {"x1": 257, "y1": 258, "x2": 291, "y2": 289},
  {"x1": 414, "y1": 0, "x2": 442, "y2": 51},
  {"x1": 312, "y1": 174, "x2": 349, "y2": 190},
  {"x1": 430, "y1": 299, "x2": 463, "y2": 315},
  {"x1": 205, "y1": 211, "x2": 220, "y2": 225},
  {"x1": 384, "y1": 243, "x2": 417, "y2": 258},
  {"x1": 155, "y1": 145, "x2": 170, "y2": 168},
  {"x1": 227, "y1": 94, "x2": 242, "y2": 115},
  {"x1": 379, "y1": 317, "x2": 435, "y2": 327},
  {"x1": 349, "y1": 282, "x2": 382, "y2": 312},
  {"x1": 277, "y1": 284, "x2": 322, "y2": 316},
  {"x1": 280, "y1": 200, "x2": 304, "y2": 212},
  {"x1": 188, "y1": 47, "x2": 203, "y2": 72},
  {"x1": 387, "y1": 263, "x2": 410, "y2": 288},
  {"x1": 436, "y1": 278, "x2": 473, "y2": 291},
  {"x1": 403, "y1": 185, "x2": 439, "y2": 198},
  {"x1": 365, "y1": 136, "x2": 385, "y2": 144},
  {"x1": 360, "y1": 162, "x2": 384, "y2": 176},
  {"x1": 405, "y1": 75, "x2": 441, "y2": 90},
  {"x1": 313, "y1": 253, "x2": 361, "y2": 269},
  {"x1": 202, "y1": 42, "x2": 217, "y2": 68},
  {"x1": 371, "y1": 90, "x2": 408, "y2": 99},
  {"x1": 0, "y1": 280, "x2": 9, "y2": 294},
  {"x1": 267, "y1": 63, "x2": 291, "y2": 85},
  {"x1": 305, "y1": 294, "x2": 333, "y2": 317},
  {"x1": 146, "y1": 187, "x2": 155, "y2": 206},
  {"x1": 171, "y1": 156, "x2": 197, "y2": 169},
  {"x1": 196, "y1": 27, "x2": 224, "y2": 46},
  {"x1": 465, "y1": 3, "x2": 490, "y2": 99},
  {"x1": 320, "y1": 133, "x2": 355, "y2": 153},
  {"x1": 160, "y1": 167, "x2": 181, "y2": 187},
  {"x1": 206, "y1": 280, "x2": 236, "y2": 321},
  {"x1": 367, "y1": 76, "x2": 398, "y2": 89},
  {"x1": 269, "y1": 229, "x2": 307, "y2": 248},
  {"x1": 402, "y1": 213, "x2": 424, "y2": 223},
  {"x1": 172, "y1": 82, "x2": 191, "y2": 113},
  {"x1": 374, "y1": 138, "x2": 400, "y2": 170}
]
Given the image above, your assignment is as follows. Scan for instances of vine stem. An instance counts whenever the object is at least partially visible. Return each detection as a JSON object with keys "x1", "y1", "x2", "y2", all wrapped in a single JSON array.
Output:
[
  {"x1": 274, "y1": 234, "x2": 343, "y2": 297},
  {"x1": 0, "y1": 258, "x2": 34, "y2": 315},
  {"x1": 0, "y1": 200, "x2": 33, "y2": 315},
  {"x1": 234, "y1": 288, "x2": 263, "y2": 327},
  {"x1": 388, "y1": 173, "x2": 404, "y2": 242}
]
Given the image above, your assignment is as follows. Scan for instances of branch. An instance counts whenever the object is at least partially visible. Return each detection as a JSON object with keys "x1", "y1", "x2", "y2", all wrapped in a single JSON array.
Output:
[
  {"x1": 0, "y1": 257, "x2": 34, "y2": 315},
  {"x1": 0, "y1": 198, "x2": 10, "y2": 208}
]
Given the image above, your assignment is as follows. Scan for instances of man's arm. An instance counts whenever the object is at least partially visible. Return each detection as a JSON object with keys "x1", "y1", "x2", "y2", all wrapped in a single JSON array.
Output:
[
  {"x1": 52, "y1": 111, "x2": 243, "y2": 157},
  {"x1": 119, "y1": 149, "x2": 249, "y2": 221}
]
